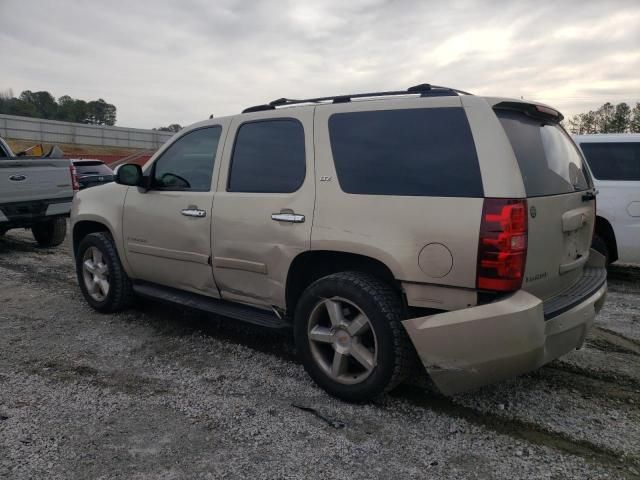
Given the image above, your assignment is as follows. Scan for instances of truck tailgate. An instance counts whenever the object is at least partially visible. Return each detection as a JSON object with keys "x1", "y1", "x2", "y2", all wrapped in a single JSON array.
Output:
[{"x1": 0, "y1": 158, "x2": 74, "y2": 204}]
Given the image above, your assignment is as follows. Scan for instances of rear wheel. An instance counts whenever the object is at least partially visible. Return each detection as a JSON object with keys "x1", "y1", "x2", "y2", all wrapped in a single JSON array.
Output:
[
  {"x1": 76, "y1": 232, "x2": 134, "y2": 312},
  {"x1": 592, "y1": 234, "x2": 610, "y2": 265},
  {"x1": 294, "y1": 271, "x2": 412, "y2": 402},
  {"x1": 31, "y1": 217, "x2": 67, "y2": 247}
]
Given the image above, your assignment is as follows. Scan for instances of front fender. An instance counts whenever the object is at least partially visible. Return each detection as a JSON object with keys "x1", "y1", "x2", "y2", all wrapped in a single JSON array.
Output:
[{"x1": 71, "y1": 183, "x2": 132, "y2": 276}]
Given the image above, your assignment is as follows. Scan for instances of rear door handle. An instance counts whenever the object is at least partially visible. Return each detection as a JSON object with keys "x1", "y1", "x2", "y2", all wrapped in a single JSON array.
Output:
[
  {"x1": 271, "y1": 213, "x2": 305, "y2": 223},
  {"x1": 181, "y1": 208, "x2": 207, "y2": 218}
]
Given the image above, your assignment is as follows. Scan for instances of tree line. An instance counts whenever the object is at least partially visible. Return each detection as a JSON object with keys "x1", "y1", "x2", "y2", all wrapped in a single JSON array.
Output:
[
  {"x1": 567, "y1": 102, "x2": 640, "y2": 134},
  {"x1": 0, "y1": 89, "x2": 117, "y2": 126}
]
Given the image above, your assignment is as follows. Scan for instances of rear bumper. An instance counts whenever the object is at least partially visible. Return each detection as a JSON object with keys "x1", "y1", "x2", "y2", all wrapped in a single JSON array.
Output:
[
  {"x1": 0, "y1": 197, "x2": 72, "y2": 229},
  {"x1": 402, "y1": 251, "x2": 607, "y2": 395}
]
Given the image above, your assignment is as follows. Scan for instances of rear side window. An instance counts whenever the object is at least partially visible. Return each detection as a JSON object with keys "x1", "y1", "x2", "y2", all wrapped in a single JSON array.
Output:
[
  {"x1": 328, "y1": 108, "x2": 483, "y2": 197},
  {"x1": 228, "y1": 119, "x2": 306, "y2": 193},
  {"x1": 153, "y1": 126, "x2": 221, "y2": 191},
  {"x1": 497, "y1": 110, "x2": 590, "y2": 196},
  {"x1": 580, "y1": 142, "x2": 640, "y2": 181}
]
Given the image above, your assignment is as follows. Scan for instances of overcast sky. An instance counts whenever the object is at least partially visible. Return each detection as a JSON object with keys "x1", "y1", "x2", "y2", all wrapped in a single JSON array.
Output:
[{"x1": 1, "y1": 0, "x2": 639, "y2": 129}]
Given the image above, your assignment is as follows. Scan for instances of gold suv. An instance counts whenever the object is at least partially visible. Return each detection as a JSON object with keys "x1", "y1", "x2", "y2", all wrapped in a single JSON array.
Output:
[{"x1": 71, "y1": 84, "x2": 607, "y2": 402}]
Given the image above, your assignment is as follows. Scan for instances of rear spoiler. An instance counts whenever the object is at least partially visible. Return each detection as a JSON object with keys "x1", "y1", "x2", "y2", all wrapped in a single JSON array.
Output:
[{"x1": 493, "y1": 101, "x2": 564, "y2": 123}]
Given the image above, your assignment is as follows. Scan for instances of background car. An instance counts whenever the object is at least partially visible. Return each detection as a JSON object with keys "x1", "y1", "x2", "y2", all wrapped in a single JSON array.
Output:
[
  {"x1": 72, "y1": 159, "x2": 115, "y2": 190},
  {"x1": 574, "y1": 134, "x2": 640, "y2": 265}
]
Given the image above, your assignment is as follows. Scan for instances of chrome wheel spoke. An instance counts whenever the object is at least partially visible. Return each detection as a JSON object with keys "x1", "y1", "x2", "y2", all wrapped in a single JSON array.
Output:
[
  {"x1": 97, "y1": 278, "x2": 109, "y2": 295},
  {"x1": 331, "y1": 351, "x2": 348, "y2": 377},
  {"x1": 83, "y1": 259, "x2": 96, "y2": 274},
  {"x1": 346, "y1": 314, "x2": 370, "y2": 336},
  {"x1": 325, "y1": 299, "x2": 344, "y2": 327},
  {"x1": 87, "y1": 277, "x2": 99, "y2": 293},
  {"x1": 309, "y1": 325, "x2": 333, "y2": 344},
  {"x1": 351, "y1": 343, "x2": 375, "y2": 371}
]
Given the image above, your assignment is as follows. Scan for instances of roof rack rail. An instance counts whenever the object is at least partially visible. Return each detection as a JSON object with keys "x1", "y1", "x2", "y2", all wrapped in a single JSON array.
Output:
[{"x1": 242, "y1": 84, "x2": 472, "y2": 113}]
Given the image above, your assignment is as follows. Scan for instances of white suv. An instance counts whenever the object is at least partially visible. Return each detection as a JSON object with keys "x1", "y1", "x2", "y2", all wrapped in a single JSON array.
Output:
[{"x1": 574, "y1": 134, "x2": 640, "y2": 265}]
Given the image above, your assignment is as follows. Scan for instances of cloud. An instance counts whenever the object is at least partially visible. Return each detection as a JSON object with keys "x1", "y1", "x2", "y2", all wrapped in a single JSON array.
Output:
[{"x1": 1, "y1": 0, "x2": 638, "y2": 128}]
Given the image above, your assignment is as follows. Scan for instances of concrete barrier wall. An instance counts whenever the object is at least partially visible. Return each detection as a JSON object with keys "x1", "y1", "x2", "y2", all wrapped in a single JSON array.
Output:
[{"x1": 0, "y1": 114, "x2": 173, "y2": 149}]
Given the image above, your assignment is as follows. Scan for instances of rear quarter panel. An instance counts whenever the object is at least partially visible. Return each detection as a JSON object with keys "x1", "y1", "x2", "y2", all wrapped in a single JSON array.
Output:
[{"x1": 312, "y1": 97, "x2": 484, "y2": 289}]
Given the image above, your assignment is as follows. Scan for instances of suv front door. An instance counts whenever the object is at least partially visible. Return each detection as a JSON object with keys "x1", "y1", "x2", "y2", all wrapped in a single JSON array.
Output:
[
  {"x1": 122, "y1": 123, "x2": 227, "y2": 296},
  {"x1": 211, "y1": 109, "x2": 315, "y2": 309}
]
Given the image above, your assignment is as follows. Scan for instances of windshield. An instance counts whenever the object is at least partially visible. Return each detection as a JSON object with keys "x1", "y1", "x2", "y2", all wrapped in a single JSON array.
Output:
[{"x1": 497, "y1": 110, "x2": 591, "y2": 196}]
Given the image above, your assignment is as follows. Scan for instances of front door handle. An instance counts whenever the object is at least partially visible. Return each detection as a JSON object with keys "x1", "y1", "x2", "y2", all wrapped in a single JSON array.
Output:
[
  {"x1": 181, "y1": 207, "x2": 207, "y2": 218},
  {"x1": 271, "y1": 212, "x2": 305, "y2": 223}
]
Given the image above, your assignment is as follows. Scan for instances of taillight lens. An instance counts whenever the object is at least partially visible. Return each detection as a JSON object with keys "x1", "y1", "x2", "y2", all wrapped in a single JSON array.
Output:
[
  {"x1": 69, "y1": 164, "x2": 80, "y2": 193},
  {"x1": 477, "y1": 198, "x2": 528, "y2": 292}
]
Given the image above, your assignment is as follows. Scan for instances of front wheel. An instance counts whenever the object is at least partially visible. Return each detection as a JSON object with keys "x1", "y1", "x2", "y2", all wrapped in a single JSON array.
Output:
[
  {"x1": 31, "y1": 217, "x2": 67, "y2": 247},
  {"x1": 76, "y1": 232, "x2": 134, "y2": 312},
  {"x1": 294, "y1": 271, "x2": 412, "y2": 403}
]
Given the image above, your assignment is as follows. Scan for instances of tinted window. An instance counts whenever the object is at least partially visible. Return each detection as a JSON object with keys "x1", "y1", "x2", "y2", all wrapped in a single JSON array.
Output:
[
  {"x1": 580, "y1": 142, "x2": 640, "y2": 181},
  {"x1": 228, "y1": 119, "x2": 305, "y2": 193},
  {"x1": 153, "y1": 126, "x2": 221, "y2": 191},
  {"x1": 497, "y1": 110, "x2": 590, "y2": 196},
  {"x1": 74, "y1": 162, "x2": 113, "y2": 175},
  {"x1": 328, "y1": 108, "x2": 483, "y2": 197}
]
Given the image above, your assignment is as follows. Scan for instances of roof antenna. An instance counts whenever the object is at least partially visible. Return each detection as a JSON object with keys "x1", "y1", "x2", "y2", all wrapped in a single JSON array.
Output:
[{"x1": 209, "y1": 114, "x2": 214, "y2": 119}]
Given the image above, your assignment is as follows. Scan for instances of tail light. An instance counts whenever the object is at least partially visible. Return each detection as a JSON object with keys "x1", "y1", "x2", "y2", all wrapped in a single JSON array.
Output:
[
  {"x1": 477, "y1": 198, "x2": 528, "y2": 292},
  {"x1": 69, "y1": 163, "x2": 80, "y2": 193}
]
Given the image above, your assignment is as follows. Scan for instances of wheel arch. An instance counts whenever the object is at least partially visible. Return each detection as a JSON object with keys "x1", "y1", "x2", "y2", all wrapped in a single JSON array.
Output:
[
  {"x1": 73, "y1": 220, "x2": 110, "y2": 252},
  {"x1": 285, "y1": 250, "x2": 401, "y2": 314}
]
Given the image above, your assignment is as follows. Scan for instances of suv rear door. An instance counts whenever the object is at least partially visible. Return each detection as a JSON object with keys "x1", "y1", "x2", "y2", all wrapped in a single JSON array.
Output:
[
  {"x1": 495, "y1": 105, "x2": 595, "y2": 300},
  {"x1": 211, "y1": 109, "x2": 314, "y2": 309}
]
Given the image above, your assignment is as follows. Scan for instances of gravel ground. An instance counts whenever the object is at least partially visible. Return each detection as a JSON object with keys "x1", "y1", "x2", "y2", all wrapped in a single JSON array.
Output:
[{"x1": 1, "y1": 228, "x2": 639, "y2": 479}]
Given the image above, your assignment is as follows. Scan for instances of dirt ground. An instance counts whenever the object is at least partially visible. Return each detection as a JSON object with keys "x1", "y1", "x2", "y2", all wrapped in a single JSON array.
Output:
[{"x1": 1, "y1": 228, "x2": 639, "y2": 479}]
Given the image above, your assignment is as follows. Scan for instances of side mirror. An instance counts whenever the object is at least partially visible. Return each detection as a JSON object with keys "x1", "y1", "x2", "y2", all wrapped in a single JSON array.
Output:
[{"x1": 115, "y1": 163, "x2": 143, "y2": 187}]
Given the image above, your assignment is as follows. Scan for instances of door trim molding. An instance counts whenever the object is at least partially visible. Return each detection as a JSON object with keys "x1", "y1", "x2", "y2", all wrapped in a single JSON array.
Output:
[
  {"x1": 213, "y1": 256, "x2": 268, "y2": 274},
  {"x1": 128, "y1": 242, "x2": 210, "y2": 265}
]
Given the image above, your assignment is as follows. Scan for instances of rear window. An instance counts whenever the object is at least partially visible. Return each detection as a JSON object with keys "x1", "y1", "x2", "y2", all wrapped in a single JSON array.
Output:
[
  {"x1": 579, "y1": 142, "x2": 640, "y2": 181},
  {"x1": 497, "y1": 110, "x2": 590, "y2": 196},
  {"x1": 74, "y1": 162, "x2": 113, "y2": 175},
  {"x1": 328, "y1": 107, "x2": 483, "y2": 197}
]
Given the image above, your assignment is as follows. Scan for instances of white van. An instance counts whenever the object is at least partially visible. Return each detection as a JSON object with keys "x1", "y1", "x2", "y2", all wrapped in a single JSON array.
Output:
[{"x1": 574, "y1": 134, "x2": 640, "y2": 265}]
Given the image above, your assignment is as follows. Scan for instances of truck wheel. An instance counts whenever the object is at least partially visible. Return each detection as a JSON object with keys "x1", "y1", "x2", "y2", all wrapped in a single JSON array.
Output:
[
  {"x1": 31, "y1": 217, "x2": 67, "y2": 247},
  {"x1": 294, "y1": 271, "x2": 412, "y2": 403},
  {"x1": 592, "y1": 234, "x2": 610, "y2": 265},
  {"x1": 76, "y1": 232, "x2": 134, "y2": 312}
]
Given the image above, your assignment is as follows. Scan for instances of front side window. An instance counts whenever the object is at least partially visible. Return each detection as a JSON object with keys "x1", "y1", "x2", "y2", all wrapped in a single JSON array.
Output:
[
  {"x1": 328, "y1": 107, "x2": 484, "y2": 197},
  {"x1": 153, "y1": 126, "x2": 221, "y2": 191},
  {"x1": 228, "y1": 119, "x2": 306, "y2": 193},
  {"x1": 580, "y1": 142, "x2": 640, "y2": 181}
]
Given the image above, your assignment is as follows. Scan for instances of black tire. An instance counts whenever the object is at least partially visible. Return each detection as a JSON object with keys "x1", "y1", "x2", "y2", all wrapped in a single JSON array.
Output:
[
  {"x1": 31, "y1": 217, "x2": 67, "y2": 247},
  {"x1": 592, "y1": 234, "x2": 610, "y2": 265},
  {"x1": 76, "y1": 232, "x2": 134, "y2": 312},
  {"x1": 294, "y1": 271, "x2": 412, "y2": 403}
]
